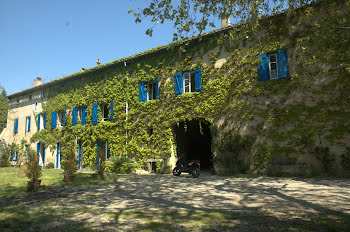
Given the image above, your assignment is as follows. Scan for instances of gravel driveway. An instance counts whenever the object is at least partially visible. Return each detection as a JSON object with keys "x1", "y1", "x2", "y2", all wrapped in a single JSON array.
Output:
[{"x1": 1, "y1": 173, "x2": 350, "y2": 231}]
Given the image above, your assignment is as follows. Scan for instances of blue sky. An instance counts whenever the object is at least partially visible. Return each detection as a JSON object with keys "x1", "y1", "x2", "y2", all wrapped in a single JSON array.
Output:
[{"x1": 0, "y1": 0, "x2": 221, "y2": 95}]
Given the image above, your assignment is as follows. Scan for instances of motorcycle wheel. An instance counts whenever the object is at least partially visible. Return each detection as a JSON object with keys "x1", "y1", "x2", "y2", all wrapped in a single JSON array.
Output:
[
  {"x1": 191, "y1": 167, "x2": 200, "y2": 178},
  {"x1": 172, "y1": 167, "x2": 181, "y2": 176}
]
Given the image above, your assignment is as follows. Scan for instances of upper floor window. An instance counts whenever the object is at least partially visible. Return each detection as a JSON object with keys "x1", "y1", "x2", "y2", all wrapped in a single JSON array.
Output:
[
  {"x1": 139, "y1": 79, "x2": 159, "y2": 102},
  {"x1": 73, "y1": 107, "x2": 87, "y2": 126},
  {"x1": 258, "y1": 49, "x2": 289, "y2": 82},
  {"x1": 25, "y1": 116, "x2": 31, "y2": 132},
  {"x1": 102, "y1": 104, "x2": 109, "y2": 121},
  {"x1": 37, "y1": 113, "x2": 46, "y2": 131},
  {"x1": 174, "y1": 68, "x2": 202, "y2": 96},
  {"x1": 58, "y1": 111, "x2": 65, "y2": 127}
]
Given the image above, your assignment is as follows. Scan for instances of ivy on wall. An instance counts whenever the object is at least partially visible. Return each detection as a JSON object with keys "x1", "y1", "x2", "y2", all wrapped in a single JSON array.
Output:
[{"x1": 28, "y1": 1, "x2": 350, "y2": 175}]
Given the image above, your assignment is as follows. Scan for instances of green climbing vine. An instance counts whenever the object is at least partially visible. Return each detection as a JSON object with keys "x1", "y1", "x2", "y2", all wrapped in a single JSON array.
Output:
[{"x1": 27, "y1": 1, "x2": 350, "y2": 175}]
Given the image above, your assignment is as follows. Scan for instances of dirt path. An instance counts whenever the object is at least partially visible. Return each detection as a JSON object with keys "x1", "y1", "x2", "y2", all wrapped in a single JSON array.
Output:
[{"x1": 1, "y1": 174, "x2": 350, "y2": 231}]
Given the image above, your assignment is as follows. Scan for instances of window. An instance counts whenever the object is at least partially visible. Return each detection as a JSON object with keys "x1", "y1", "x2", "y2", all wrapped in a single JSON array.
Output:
[
  {"x1": 13, "y1": 118, "x2": 18, "y2": 134},
  {"x1": 139, "y1": 79, "x2": 159, "y2": 102},
  {"x1": 183, "y1": 71, "x2": 196, "y2": 93},
  {"x1": 58, "y1": 111, "x2": 65, "y2": 127},
  {"x1": 37, "y1": 113, "x2": 46, "y2": 131},
  {"x1": 29, "y1": 95, "x2": 32, "y2": 101},
  {"x1": 25, "y1": 116, "x2": 31, "y2": 132},
  {"x1": 10, "y1": 147, "x2": 18, "y2": 161},
  {"x1": 258, "y1": 49, "x2": 289, "y2": 82},
  {"x1": 72, "y1": 107, "x2": 86, "y2": 126},
  {"x1": 34, "y1": 102, "x2": 38, "y2": 112},
  {"x1": 102, "y1": 142, "x2": 111, "y2": 160},
  {"x1": 96, "y1": 141, "x2": 111, "y2": 170},
  {"x1": 175, "y1": 68, "x2": 202, "y2": 96},
  {"x1": 102, "y1": 105, "x2": 109, "y2": 121}
]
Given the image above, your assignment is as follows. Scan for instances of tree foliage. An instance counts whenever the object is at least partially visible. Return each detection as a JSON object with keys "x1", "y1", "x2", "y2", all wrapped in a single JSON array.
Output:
[
  {"x1": 129, "y1": 0, "x2": 313, "y2": 40},
  {"x1": 0, "y1": 86, "x2": 8, "y2": 133}
]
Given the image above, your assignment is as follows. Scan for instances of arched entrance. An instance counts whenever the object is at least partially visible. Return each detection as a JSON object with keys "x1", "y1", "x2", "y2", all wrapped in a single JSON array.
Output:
[{"x1": 173, "y1": 119, "x2": 213, "y2": 170}]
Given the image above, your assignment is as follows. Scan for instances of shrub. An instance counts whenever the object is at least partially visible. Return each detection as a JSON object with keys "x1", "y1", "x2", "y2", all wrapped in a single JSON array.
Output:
[
  {"x1": 0, "y1": 139, "x2": 10, "y2": 167},
  {"x1": 25, "y1": 148, "x2": 42, "y2": 181},
  {"x1": 106, "y1": 157, "x2": 136, "y2": 174},
  {"x1": 45, "y1": 162, "x2": 55, "y2": 169}
]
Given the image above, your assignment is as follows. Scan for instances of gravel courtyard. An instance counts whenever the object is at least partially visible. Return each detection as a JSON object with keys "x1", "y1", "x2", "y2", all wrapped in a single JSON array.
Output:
[{"x1": 1, "y1": 173, "x2": 350, "y2": 231}]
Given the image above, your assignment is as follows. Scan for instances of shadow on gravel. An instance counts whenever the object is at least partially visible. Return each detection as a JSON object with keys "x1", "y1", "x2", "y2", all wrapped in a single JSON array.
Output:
[{"x1": 0, "y1": 175, "x2": 349, "y2": 231}]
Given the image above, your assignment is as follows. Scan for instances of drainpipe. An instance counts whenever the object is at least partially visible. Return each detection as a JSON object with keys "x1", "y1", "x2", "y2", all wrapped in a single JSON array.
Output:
[{"x1": 124, "y1": 61, "x2": 128, "y2": 157}]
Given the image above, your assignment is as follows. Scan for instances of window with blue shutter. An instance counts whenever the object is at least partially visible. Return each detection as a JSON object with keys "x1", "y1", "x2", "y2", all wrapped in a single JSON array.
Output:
[
  {"x1": 81, "y1": 106, "x2": 87, "y2": 125},
  {"x1": 155, "y1": 78, "x2": 160, "y2": 99},
  {"x1": 37, "y1": 143, "x2": 40, "y2": 164},
  {"x1": 56, "y1": 143, "x2": 61, "y2": 168},
  {"x1": 175, "y1": 72, "x2": 183, "y2": 96},
  {"x1": 51, "y1": 112, "x2": 57, "y2": 129},
  {"x1": 92, "y1": 104, "x2": 99, "y2": 124},
  {"x1": 44, "y1": 113, "x2": 47, "y2": 129},
  {"x1": 63, "y1": 110, "x2": 66, "y2": 127},
  {"x1": 14, "y1": 118, "x2": 18, "y2": 134},
  {"x1": 25, "y1": 116, "x2": 31, "y2": 132},
  {"x1": 109, "y1": 101, "x2": 114, "y2": 121},
  {"x1": 72, "y1": 108, "x2": 78, "y2": 126},
  {"x1": 139, "y1": 82, "x2": 147, "y2": 102},
  {"x1": 37, "y1": 114, "x2": 41, "y2": 131},
  {"x1": 277, "y1": 49, "x2": 289, "y2": 78},
  {"x1": 258, "y1": 49, "x2": 289, "y2": 81},
  {"x1": 194, "y1": 68, "x2": 202, "y2": 92},
  {"x1": 27, "y1": 116, "x2": 31, "y2": 132}
]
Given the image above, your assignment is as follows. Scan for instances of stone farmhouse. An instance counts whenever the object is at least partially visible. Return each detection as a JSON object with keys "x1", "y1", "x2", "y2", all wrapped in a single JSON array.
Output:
[{"x1": 1, "y1": 0, "x2": 349, "y2": 176}]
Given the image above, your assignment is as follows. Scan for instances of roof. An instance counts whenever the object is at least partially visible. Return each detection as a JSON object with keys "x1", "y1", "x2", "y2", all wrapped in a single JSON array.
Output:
[{"x1": 8, "y1": 1, "x2": 314, "y2": 99}]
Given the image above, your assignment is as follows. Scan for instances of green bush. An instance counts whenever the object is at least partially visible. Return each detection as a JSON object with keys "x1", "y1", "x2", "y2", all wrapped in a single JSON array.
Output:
[
  {"x1": 106, "y1": 157, "x2": 136, "y2": 174},
  {"x1": 45, "y1": 162, "x2": 55, "y2": 169},
  {"x1": 0, "y1": 139, "x2": 10, "y2": 167},
  {"x1": 25, "y1": 148, "x2": 42, "y2": 181}
]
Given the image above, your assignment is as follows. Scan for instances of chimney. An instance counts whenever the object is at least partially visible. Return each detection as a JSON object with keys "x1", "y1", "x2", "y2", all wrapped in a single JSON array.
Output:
[
  {"x1": 221, "y1": 17, "x2": 231, "y2": 28},
  {"x1": 96, "y1": 59, "x2": 101, "y2": 65},
  {"x1": 33, "y1": 77, "x2": 42, "y2": 87}
]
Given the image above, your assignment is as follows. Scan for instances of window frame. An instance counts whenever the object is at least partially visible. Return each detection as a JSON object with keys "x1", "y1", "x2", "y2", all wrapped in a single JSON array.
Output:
[
  {"x1": 101, "y1": 104, "x2": 109, "y2": 122},
  {"x1": 147, "y1": 81, "x2": 157, "y2": 101},
  {"x1": 268, "y1": 53, "x2": 278, "y2": 80},
  {"x1": 58, "y1": 111, "x2": 64, "y2": 128},
  {"x1": 25, "y1": 116, "x2": 31, "y2": 132}
]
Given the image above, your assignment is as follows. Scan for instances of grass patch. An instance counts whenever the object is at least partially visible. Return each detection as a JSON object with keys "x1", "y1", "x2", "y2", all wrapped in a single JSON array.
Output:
[{"x1": 0, "y1": 167, "x2": 119, "y2": 198}]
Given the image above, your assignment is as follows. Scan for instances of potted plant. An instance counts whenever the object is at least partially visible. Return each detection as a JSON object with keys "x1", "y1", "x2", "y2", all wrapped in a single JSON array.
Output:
[
  {"x1": 25, "y1": 148, "x2": 42, "y2": 191},
  {"x1": 61, "y1": 133, "x2": 78, "y2": 181}
]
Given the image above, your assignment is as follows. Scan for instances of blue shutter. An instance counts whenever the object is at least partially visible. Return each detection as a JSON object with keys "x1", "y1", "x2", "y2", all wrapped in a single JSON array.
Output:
[
  {"x1": 28, "y1": 116, "x2": 31, "y2": 132},
  {"x1": 37, "y1": 114, "x2": 41, "y2": 131},
  {"x1": 277, "y1": 49, "x2": 289, "y2": 79},
  {"x1": 44, "y1": 113, "x2": 47, "y2": 129},
  {"x1": 72, "y1": 108, "x2": 78, "y2": 126},
  {"x1": 175, "y1": 72, "x2": 183, "y2": 96},
  {"x1": 63, "y1": 110, "x2": 66, "y2": 126},
  {"x1": 109, "y1": 101, "x2": 114, "y2": 121},
  {"x1": 155, "y1": 78, "x2": 160, "y2": 99},
  {"x1": 96, "y1": 141, "x2": 99, "y2": 170},
  {"x1": 195, "y1": 68, "x2": 202, "y2": 92},
  {"x1": 139, "y1": 82, "x2": 147, "y2": 102},
  {"x1": 42, "y1": 143, "x2": 45, "y2": 167},
  {"x1": 51, "y1": 112, "x2": 57, "y2": 129},
  {"x1": 14, "y1": 152, "x2": 18, "y2": 161},
  {"x1": 10, "y1": 146, "x2": 14, "y2": 161},
  {"x1": 258, "y1": 54, "x2": 270, "y2": 82},
  {"x1": 37, "y1": 143, "x2": 40, "y2": 164},
  {"x1": 14, "y1": 118, "x2": 18, "y2": 134},
  {"x1": 78, "y1": 141, "x2": 82, "y2": 169},
  {"x1": 56, "y1": 143, "x2": 60, "y2": 168},
  {"x1": 81, "y1": 106, "x2": 87, "y2": 125},
  {"x1": 92, "y1": 104, "x2": 99, "y2": 124}
]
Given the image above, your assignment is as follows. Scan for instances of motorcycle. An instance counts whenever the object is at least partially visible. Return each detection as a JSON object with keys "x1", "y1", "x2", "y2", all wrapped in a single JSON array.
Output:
[{"x1": 172, "y1": 157, "x2": 200, "y2": 178}]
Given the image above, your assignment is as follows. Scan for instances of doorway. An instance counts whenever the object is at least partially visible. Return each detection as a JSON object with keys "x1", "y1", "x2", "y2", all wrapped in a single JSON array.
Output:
[{"x1": 174, "y1": 119, "x2": 213, "y2": 170}]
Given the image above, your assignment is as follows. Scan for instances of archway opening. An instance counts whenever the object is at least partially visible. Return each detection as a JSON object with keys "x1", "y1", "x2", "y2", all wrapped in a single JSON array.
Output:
[{"x1": 174, "y1": 119, "x2": 213, "y2": 170}]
